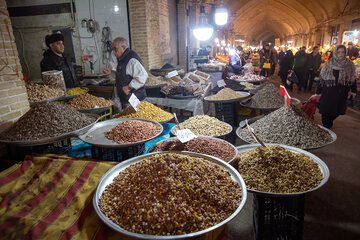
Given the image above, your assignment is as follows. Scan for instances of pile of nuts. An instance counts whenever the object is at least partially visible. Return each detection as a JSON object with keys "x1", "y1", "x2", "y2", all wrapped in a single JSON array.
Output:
[
  {"x1": 237, "y1": 105, "x2": 333, "y2": 149},
  {"x1": 236, "y1": 145, "x2": 323, "y2": 193},
  {"x1": 26, "y1": 83, "x2": 64, "y2": 102},
  {"x1": 41, "y1": 70, "x2": 66, "y2": 91},
  {"x1": 65, "y1": 93, "x2": 113, "y2": 110},
  {"x1": 65, "y1": 87, "x2": 88, "y2": 96},
  {"x1": 99, "y1": 153, "x2": 242, "y2": 235},
  {"x1": 114, "y1": 101, "x2": 173, "y2": 122},
  {"x1": 0, "y1": 102, "x2": 96, "y2": 141},
  {"x1": 207, "y1": 88, "x2": 247, "y2": 101},
  {"x1": 149, "y1": 137, "x2": 237, "y2": 162},
  {"x1": 145, "y1": 74, "x2": 166, "y2": 86},
  {"x1": 105, "y1": 119, "x2": 161, "y2": 144},
  {"x1": 172, "y1": 115, "x2": 231, "y2": 137},
  {"x1": 246, "y1": 82, "x2": 284, "y2": 108}
]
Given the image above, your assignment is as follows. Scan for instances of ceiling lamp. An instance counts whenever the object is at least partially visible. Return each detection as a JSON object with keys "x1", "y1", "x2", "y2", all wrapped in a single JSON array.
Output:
[
  {"x1": 215, "y1": 0, "x2": 228, "y2": 26},
  {"x1": 193, "y1": 5, "x2": 214, "y2": 41}
]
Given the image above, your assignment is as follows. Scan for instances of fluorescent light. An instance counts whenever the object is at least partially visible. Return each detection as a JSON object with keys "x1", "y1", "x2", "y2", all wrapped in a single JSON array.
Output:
[
  {"x1": 114, "y1": 5, "x2": 119, "y2": 12},
  {"x1": 215, "y1": 38, "x2": 219, "y2": 43},
  {"x1": 193, "y1": 6, "x2": 214, "y2": 41},
  {"x1": 215, "y1": 0, "x2": 228, "y2": 26}
]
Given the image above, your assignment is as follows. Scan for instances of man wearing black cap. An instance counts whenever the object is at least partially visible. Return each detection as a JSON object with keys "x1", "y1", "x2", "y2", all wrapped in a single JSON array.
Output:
[
  {"x1": 347, "y1": 42, "x2": 359, "y2": 60},
  {"x1": 40, "y1": 32, "x2": 79, "y2": 88}
]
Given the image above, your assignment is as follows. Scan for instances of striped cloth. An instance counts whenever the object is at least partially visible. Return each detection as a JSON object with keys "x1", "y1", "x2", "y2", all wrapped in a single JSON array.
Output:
[{"x1": 0, "y1": 154, "x2": 227, "y2": 240}]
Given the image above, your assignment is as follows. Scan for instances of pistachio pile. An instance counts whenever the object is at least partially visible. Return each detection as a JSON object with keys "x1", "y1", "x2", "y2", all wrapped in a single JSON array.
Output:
[
  {"x1": 172, "y1": 115, "x2": 231, "y2": 137},
  {"x1": 26, "y1": 83, "x2": 64, "y2": 102}
]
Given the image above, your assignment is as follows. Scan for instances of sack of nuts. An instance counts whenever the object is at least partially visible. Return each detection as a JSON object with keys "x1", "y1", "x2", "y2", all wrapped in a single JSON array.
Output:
[{"x1": 41, "y1": 70, "x2": 66, "y2": 91}]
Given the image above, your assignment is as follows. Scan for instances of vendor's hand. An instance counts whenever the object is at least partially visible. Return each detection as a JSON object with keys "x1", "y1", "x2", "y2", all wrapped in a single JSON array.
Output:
[
  {"x1": 103, "y1": 67, "x2": 111, "y2": 75},
  {"x1": 122, "y1": 85, "x2": 131, "y2": 95},
  {"x1": 348, "y1": 92, "x2": 356, "y2": 99}
]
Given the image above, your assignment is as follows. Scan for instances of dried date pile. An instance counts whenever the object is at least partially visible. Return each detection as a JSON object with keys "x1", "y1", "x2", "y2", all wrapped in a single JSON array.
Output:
[
  {"x1": 247, "y1": 82, "x2": 284, "y2": 108},
  {"x1": 0, "y1": 102, "x2": 96, "y2": 141},
  {"x1": 26, "y1": 83, "x2": 64, "y2": 102},
  {"x1": 172, "y1": 115, "x2": 231, "y2": 137},
  {"x1": 65, "y1": 93, "x2": 113, "y2": 110},
  {"x1": 237, "y1": 105, "x2": 333, "y2": 149},
  {"x1": 149, "y1": 137, "x2": 236, "y2": 162},
  {"x1": 236, "y1": 145, "x2": 323, "y2": 193},
  {"x1": 99, "y1": 153, "x2": 242, "y2": 235},
  {"x1": 105, "y1": 120, "x2": 161, "y2": 144}
]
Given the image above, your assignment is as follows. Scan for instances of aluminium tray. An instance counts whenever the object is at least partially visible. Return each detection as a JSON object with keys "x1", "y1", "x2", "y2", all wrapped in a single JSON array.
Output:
[
  {"x1": 0, "y1": 114, "x2": 99, "y2": 147},
  {"x1": 147, "y1": 136, "x2": 238, "y2": 162},
  {"x1": 239, "y1": 97, "x2": 300, "y2": 111},
  {"x1": 204, "y1": 91, "x2": 251, "y2": 103},
  {"x1": 93, "y1": 151, "x2": 247, "y2": 239},
  {"x1": 230, "y1": 144, "x2": 330, "y2": 196},
  {"x1": 78, "y1": 104, "x2": 113, "y2": 114},
  {"x1": 29, "y1": 94, "x2": 65, "y2": 106},
  {"x1": 236, "y1": 123, "x2": 336, "y2": 150},
  {"x1": 79, "y1": 118, "x2": 163, "y2": 148},
  {"x1": 170, "y1": 121, "x2": 233, "y2": 138}
]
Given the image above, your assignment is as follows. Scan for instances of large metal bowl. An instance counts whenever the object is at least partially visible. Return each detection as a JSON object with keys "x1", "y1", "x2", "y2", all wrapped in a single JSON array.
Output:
[
  {"x1": 204, "y1": 91, "x2": 251, "y2": 103},
  {"x1": 147, "y1": 136, "x2": 238, "y2": 162},
  {"x1": 170, "y1": 121, "x2": 233, "y2": 138},
  {"x1": 59, "y1": 87, "x2": 89, "y2": 101},
  {"x1": 236, "y1": 123, "x2": 337, "y2": 150},
  {"x1": 230, "y1": 144, "x2": 330, "y2": 196},
  {"x1": 79, "y1": 118, "x2": 163, "y2": 148},
  {"x1": 0, "y1": 114, "x2": 99, "y2": 147},
  {"x1": 93, "y1": 151, "x2": 247, "y2": 239},
  {"x1": 78, "y1": 104, "x2": 113, "y2": 114},
  {"x1": 29, "y1": 94, "x2": 65, "y2": 106}
]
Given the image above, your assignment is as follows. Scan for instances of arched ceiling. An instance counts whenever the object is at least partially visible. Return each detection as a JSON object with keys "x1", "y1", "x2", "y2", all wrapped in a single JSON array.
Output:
[{"x1": 222, "y1": 0, "x2": 360, "y2": 43}]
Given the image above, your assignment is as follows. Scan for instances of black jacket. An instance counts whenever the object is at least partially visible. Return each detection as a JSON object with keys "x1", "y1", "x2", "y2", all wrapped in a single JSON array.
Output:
[
  {"x1": 116, "y1": 48, "x2": 146, "y2": 104},
  {"x1": 347, "y1": 46, "x2": 359, "y2": 59},
  {"x1": 227, "y1": 53, "x2": 245, "y2": 74},
  {"x1": 40, "y1": 49, "x2": 79, "y2": 88},
  {"x1": 307, "y1": 52, "x2": 322, "y2": 74},
  {"x1": 278, "y1": 50, "x2": 294, "y2": 78}
]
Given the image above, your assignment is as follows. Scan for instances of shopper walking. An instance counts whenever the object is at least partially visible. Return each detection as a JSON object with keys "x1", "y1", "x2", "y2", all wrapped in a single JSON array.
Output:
[
  {"x1": 278, "y1": 50, "x2": 294, "y2": 90},
  {"x1": 260, "y1": 44, "x2": 272, "y2": 78},
  {"x1": 293, "y1": 46, "x2": 308, "y2": 92},
  {"x1": 306, "y1": 46, "x2": 322, "y2": 92},
  {"x1": 270, "y1": 48, "x2": 278, "y2": 75},
  {"x1": 315, "y1": 45, "x2": 356, "y2": 129}
]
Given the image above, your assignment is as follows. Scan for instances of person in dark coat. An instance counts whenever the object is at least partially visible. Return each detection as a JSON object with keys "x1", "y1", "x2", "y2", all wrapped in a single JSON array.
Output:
[
  {"x1": 305, "y1": 46, "x2": 322, "y2": 92},
  {"x1": 198, "y1": 45, "x2": 212, "y2": 57},
  {"x1": 103, "y1": 37, "x2": 148, "y2": 110},
  {"x1": 278, "y1": 49, "x2": 286, "y2": 62},
  {"x1": 40, "y1": 33, "x2": 79, "y2": 88},
  {"x1": 278, "y1": 50, "x2": 294, "y2": 90},
  {"x1": 347, "y1": 42, "x2": 359, "y2": 60},
  {"x1": 315, "y1": 45, "x2": 356, "y2": 129},
  {"x1": 227, "y1": 46, "x2": 245, "y2": 75},
  {"x1": 293, "y1": 46, "x2": 308, "y2": 92},
  {"x1": 270, "y1": 48, "x2": 278, "y2": 75},
  {"x1": 260, "y1": 44, "x2": 273, "y2": 78}
]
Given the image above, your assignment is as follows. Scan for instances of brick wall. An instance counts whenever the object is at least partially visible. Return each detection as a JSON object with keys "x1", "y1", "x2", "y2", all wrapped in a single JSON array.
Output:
[
  {"x1": 0, "y1": 0, "x2": 29, "y2": 131},
  {"x1": 128, "y1": 0, "x2": 161, "y2": 70},
  {"x1": 177, "y1": 0, "x2": 188, "y2": 69}
]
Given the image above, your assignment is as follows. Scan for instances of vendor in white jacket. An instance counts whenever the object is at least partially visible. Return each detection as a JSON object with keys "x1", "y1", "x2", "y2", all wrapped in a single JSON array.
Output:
[{"x1": 103, "y1": 37, "x2": 148, "y2": 108}]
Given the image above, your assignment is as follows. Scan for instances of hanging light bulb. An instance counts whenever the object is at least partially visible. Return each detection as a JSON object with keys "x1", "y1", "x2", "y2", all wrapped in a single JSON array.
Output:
[
  {"x1": 215, "y1": 0, "x2": 228, "y2": 26},
  {"x1": 193, "y1": 5, "x2": 214, "y2": 41}
]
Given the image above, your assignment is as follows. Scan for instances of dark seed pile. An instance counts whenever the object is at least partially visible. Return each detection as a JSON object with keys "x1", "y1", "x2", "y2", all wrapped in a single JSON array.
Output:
[
  {"x1": 0, "y1": 102, "x2": 96, "y2": 141},
  {"x1": 247, "y1": 82, "x2": 284, "y2": 108},
  {"x1": 237, "y1": 105, "x2": 333, "y2": 149}
]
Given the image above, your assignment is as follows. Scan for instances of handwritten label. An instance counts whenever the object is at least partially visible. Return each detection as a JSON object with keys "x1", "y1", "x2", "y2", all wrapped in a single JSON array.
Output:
[
  {"x1": 175, "y1": 129, "x2": 197, "y2": 143},
  {"x1": 167, "y1": 70, "x2": 178, "y2": 78},
  {"x1": 129, "y1": 93, "x2": 140, "y2": 111},
  {"x1": 217, "y1": 79, "x2": 226, "y2": 88}
]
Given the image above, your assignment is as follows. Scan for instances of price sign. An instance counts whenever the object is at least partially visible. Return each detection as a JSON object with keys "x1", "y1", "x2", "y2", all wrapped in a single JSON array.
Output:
[
  {"x1": 217, "y1": 79, "x2": 226, "y2": 88},
  {"x1": 175, "y1": 129, "x2": 197, "y2": 143},
  {"x1": 129, "y1": 93, "x2": 140, "y2": 111},
  {"x1": 166, "y1": 70, "x2": 178, "y2": 78}
]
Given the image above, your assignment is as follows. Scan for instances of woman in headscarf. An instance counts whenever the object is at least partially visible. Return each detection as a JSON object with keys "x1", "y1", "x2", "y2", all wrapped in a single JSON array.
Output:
[
  {"x1": 315, "y1": 45, "x2": 356, "y2": 129},
  {"x1": 278, "y1": 50, "x2": 294, "y2": 90}
]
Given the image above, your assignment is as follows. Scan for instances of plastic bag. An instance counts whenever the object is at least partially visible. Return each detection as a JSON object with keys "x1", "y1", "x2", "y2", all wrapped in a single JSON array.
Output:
[{"x1": 287, "y1": 71, "x2": 299, "y2": 84}]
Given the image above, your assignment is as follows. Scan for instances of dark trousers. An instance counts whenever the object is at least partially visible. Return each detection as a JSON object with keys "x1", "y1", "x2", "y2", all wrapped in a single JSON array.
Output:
[
  {"x1": 306, "y1": 70, "x2": 316, "y2": 91},
  {"x1": 321, "y1": 115, "x2": 338, "y2": 129},
  {"x1": 260, "y1": 68, "x2": 270, "y2": 77}
]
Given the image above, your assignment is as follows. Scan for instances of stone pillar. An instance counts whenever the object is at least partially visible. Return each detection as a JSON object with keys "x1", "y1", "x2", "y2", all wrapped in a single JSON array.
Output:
[
  {"x1": 177, "y1": 0, "x2": 188, "y2": 68},
  {"x1": 0, "y1": 0, "x2": 29, "y2": 130}
]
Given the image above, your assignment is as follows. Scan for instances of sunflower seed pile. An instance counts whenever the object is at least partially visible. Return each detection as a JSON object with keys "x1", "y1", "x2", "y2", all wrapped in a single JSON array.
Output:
[
  {"x1": 237, "y1": 105, "x2": 333, "y2": 149},
  {"x1": 0, "y1": 102, "x2": 97, "y2": 141},
  {"x1": 247, "y1": 82, "x2": 284, "y2": 108}
]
